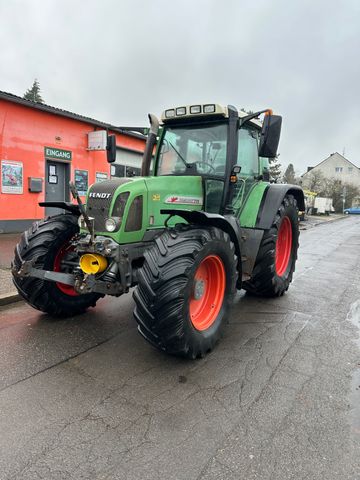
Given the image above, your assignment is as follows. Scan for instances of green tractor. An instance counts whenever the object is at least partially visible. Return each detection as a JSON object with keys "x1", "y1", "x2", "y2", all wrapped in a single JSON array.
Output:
[{"x1": 12, "y1": 104, "x2": 304, "y2": 359}]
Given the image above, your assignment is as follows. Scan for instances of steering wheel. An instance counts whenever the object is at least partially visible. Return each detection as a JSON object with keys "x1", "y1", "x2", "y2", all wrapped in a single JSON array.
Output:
[{"x1": 195, "y1": 161, "x2": 216, "y2": 173}]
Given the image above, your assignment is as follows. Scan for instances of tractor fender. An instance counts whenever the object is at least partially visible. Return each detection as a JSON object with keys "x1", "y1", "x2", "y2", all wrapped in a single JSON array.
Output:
[
  {"x1": 38, "y1": 201, "x2": 81, "y2": 216},
  {"x1": 256, "y1": 184, "x2": 305, "y2": 230},
  {"x1": 160, "y1": 208, "x2": 242, "y2": 276}
]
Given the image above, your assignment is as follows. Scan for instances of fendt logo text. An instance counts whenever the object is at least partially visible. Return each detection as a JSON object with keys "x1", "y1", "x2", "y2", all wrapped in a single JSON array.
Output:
[{"x1": 89, "y1": 192, "x2": 112, "y2": 199}]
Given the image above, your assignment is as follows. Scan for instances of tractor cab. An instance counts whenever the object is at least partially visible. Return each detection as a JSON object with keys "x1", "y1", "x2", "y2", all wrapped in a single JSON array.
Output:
[{"x1": 148, "y1": 104, "x2": 282, "y2": 216}]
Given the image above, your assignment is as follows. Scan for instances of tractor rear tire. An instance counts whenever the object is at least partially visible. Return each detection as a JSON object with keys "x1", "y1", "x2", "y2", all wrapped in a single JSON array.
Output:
[
  {"x1": 133, "y1": 226, "x2": 237, "y2": 359},
  {"x1": 243, "y1": 194, "x2": 299, "y2": 297},
  {"x1": 12, "y1": 214, "x2": 101, "y2": 316}
]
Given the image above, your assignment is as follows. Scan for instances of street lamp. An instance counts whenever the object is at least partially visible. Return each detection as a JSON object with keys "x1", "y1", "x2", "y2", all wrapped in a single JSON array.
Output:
[{"x1": 341, "y1": 186, "x2": 347, "y2": 214}]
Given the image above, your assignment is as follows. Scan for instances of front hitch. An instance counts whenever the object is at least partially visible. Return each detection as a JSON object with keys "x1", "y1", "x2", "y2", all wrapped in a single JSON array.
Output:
[
  {"x1": 12, "y1": 259, "x2": 76, "y2": 286},
  {"x1": 13, "y1": 258, "x2": 125, "y2": 296}
]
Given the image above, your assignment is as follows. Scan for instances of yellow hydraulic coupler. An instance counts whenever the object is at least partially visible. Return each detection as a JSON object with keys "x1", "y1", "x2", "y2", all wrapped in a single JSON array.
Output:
[{"x1": 79, "y1": 253, "x2": 108, "y2": 275}]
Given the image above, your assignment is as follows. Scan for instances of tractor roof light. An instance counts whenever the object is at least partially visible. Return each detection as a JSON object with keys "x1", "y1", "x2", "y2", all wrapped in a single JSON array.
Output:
[
  {"x1": 161, "y1": 104, "x2": 227, "y2": 123},
  {"x1": 165, "y1": 109, "x2": 175, "y2": 119},
  {"x1": 176, "y1": 107, "x2": 186, "y2": 116},
  {"x1": 190, "y1": 105, "x2": 201, "y2": 114},
  {"x1": 203, "y1": 104, "x2": 216, "y2": 113}
]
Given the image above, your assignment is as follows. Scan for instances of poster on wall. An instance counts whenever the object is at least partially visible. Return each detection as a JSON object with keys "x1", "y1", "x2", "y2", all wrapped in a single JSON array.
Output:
[
  {"x1": 74, "y1": 169, "x2": 88, "y2": 196},
  {"x1": 95, "y1": 172, "x2": 108, "y2": 183},
  {"x1": 1, "y1": 160, "x2": 23, "y2": 194}
]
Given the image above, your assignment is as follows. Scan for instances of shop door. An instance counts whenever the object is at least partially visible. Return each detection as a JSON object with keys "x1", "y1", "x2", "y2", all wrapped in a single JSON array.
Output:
[{"x1": 45, "y1": 161, "x2": 69, "y2": 216}]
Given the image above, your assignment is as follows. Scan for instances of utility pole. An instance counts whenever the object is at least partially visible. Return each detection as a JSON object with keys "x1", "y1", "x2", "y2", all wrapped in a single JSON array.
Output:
[{"x1": 342, "y1": 186, "x2": 347, "y2": 213}]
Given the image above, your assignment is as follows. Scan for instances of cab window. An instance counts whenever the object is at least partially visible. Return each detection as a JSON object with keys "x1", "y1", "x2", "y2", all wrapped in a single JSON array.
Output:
[
  {"x1": 157, "y1": 124, "x2": 227, "y2": 176},
  {"x1": 232, "y1": 127, "x2": 259, "y2": 212},
  {"x1": 237, "y1": 128, "x2": 259, "y2": 176}
]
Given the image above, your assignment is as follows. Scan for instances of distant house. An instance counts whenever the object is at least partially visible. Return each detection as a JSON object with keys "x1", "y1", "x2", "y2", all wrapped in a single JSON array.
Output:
[
  {"x1": 301, "y1": 152, "x2": 360, "y2": 189},
  {"x1": 301, "y1": 152, "x2": 360, "y2": 209}
]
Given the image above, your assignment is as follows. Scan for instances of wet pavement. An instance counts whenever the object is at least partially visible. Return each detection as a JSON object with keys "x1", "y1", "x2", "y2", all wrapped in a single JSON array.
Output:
[
  {"x1": 0, "y1": 233, "x2": 20, "y2": 297},
  {"x1": 0, "y1": 233, "x2": 20, "y2": 269},
  {"x1": 0, "y1": 269, "x2": 16, "y2": 297},
  {"x1": 0, "y1": 217, "x2": 359, "y2": 479},
  {"x1": 299, "y1": 213, "x2": 346, "y2": 230}
]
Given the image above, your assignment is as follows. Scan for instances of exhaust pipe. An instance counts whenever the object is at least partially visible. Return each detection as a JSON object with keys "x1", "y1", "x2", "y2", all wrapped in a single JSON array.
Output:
[{"x1": 141, "y1": 113, "x2": 159, "y2": 176}]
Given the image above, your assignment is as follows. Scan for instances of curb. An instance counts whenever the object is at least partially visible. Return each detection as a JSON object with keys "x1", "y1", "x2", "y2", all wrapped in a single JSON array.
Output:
[
  {"x1": 313, "y1": 215, "x2": 347, "y2": 227},
  {"x1": 300, "y1": 215, "x2": 347, "y2": 230},
  {"x1": 0, "y1": 291, "x2": 21, "y2": 307}
]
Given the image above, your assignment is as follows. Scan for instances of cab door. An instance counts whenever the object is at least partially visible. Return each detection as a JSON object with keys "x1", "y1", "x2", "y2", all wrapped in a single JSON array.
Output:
[{"x1": 232, "y1": 127, "x2": 259, "y2": 214}]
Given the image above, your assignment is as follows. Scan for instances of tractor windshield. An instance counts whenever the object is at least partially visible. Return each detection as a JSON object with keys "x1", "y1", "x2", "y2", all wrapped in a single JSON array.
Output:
[{"x1": 157, "y1": 123, "x2": 227, "y2": 176}]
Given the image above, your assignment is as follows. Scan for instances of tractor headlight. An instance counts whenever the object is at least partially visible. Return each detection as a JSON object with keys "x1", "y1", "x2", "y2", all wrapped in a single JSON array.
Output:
[
  {"x1": 105, "y1": 217, "x2": 118, "y2": 232},
  {"x1": 78, "y1": 215, "x2": 94, "y2": 231},
  {"x1": 78, "y1": 215, "x2": 85, "y2": 228}
]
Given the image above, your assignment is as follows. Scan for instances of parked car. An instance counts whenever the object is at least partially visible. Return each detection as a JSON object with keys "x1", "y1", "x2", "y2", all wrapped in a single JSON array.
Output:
[{"x1": 344, "y1": 206, "x2": 360, "y2": 214}]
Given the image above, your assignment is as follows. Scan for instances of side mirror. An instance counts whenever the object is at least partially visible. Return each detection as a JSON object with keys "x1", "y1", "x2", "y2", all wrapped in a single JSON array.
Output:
[
  {"x1": 258, "y1": 114, "x2": 282, "y2": 158},
  {"x1": 106, "y1": 134, "x2": 117, "y2": 163}
]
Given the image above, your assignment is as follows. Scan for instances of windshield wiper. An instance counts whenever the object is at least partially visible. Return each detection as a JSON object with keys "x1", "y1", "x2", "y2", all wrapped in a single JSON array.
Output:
[{"x1": 168, "y1": 141, "x2": 191, "y2": 169}]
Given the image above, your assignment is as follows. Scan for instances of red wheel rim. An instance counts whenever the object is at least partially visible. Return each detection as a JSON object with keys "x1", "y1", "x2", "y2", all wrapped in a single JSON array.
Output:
[
  {"x1": 275, "y1": 216, "x2": 293, "y2": 276},
  {"x1": 53, "y1": 243, "x2": 78, "y2": 296},
  {"x1": 189, "y1": 255, "x2": 226, "y2": 331}
]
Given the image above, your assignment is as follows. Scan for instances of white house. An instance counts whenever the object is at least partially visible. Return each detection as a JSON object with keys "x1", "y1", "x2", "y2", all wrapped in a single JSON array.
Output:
[{"x1": 301, "y1": 152, "x2": 360, "y2": 189}]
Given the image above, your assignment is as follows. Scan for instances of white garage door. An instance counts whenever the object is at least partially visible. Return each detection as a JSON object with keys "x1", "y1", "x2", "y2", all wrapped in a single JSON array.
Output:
[{"x1": 111, "y1": 149, "x2": 143, "y2": 178}]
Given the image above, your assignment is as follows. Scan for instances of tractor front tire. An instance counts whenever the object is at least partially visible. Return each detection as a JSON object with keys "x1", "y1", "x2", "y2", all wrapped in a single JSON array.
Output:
[
  {"x1": 13, "y1": 214, "x2": 101, "y2": 316},
  {"x1": 243, "y1": 194, "x2": 299, "y2": 297},
  {"x1": 133, "y1": 226, "x2": 237, "y2": 359}
]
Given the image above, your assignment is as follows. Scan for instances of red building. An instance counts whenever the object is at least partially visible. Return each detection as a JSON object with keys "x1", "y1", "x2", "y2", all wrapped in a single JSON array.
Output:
[{"x1": 0, "y1": 91, "x2": 146, "y2": 232}]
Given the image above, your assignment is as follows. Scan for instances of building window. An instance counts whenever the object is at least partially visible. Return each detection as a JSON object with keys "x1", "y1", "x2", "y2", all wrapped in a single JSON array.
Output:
[
  {"x1": 335, "y1": 167, "x2": 343, "y2": 173},
  {"x1": 348, "y1": 167, "x2": 353, "y2": 172},
  {"x1": 111, "y1": 148, "x2": 142, "y2": 178}
]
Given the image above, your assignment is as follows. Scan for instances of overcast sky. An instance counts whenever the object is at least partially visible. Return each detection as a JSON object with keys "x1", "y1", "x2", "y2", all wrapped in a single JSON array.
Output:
[{"x1": 0, "y1": 0, "x2": 359, "y2": 174}]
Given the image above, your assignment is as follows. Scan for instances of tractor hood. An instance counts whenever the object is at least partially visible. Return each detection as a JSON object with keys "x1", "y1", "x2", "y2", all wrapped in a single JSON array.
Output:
[{"x1": 85, "y1": 176, "x2": 203, "y2": 244}]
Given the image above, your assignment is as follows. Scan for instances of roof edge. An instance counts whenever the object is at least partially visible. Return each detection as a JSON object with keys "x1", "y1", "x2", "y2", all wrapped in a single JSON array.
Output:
[{"x1": 0, "y1": 90, "x2": 145, "y2": 140}]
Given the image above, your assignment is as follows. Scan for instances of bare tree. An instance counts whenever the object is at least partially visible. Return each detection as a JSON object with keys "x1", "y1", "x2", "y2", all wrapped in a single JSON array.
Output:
[
  {"x1": 322, "y1": 179, "x2": 360, "y2": 212},
  {"x1": 301, "y1": 170, "x2": 325, "y2": 192}
]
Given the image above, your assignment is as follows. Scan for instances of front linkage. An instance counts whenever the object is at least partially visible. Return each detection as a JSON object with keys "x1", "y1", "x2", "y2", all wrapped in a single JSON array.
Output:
[
  {"x1": 13, "y1": 180, "x2": 151, "y2": 297},
  {"x1": 13, "y1": 231, "x2": 148, "y2": 297}
]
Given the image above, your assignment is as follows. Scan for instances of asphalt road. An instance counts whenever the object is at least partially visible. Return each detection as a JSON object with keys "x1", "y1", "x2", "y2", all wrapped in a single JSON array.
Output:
[{"x1": 0, "y1": 217, "x2": 359, "y2": 480}]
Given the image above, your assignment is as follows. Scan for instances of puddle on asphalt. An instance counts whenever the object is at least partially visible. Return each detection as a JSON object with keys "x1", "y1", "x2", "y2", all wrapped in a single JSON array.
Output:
[{"x1": 348, "y1": 299, "x2": 360, "y2": 436}]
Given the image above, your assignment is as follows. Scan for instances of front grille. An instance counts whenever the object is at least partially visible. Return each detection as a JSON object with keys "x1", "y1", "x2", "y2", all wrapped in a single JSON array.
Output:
[{"x1": 86, "y1": 178, "x2": 132, "y2": 231}]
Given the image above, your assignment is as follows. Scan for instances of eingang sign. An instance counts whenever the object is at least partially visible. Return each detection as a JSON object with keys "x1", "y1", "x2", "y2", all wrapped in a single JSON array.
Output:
[{"x1": 44, "y1": 147, "x2": 72, "y2": 161}]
